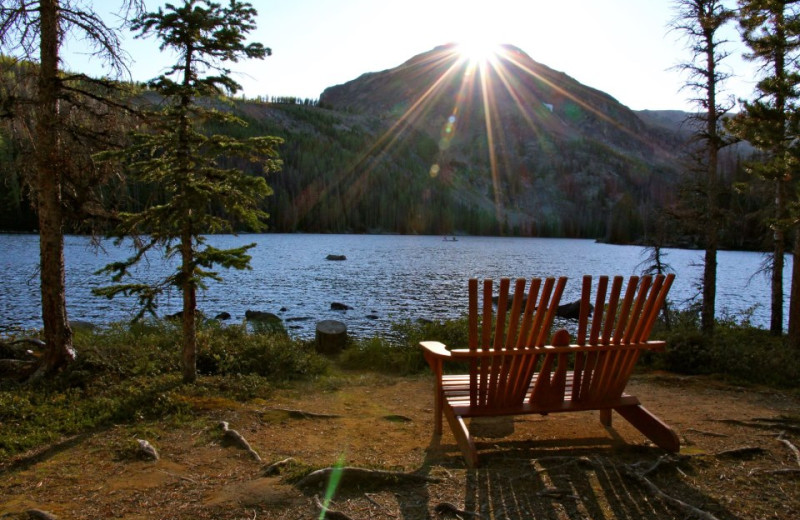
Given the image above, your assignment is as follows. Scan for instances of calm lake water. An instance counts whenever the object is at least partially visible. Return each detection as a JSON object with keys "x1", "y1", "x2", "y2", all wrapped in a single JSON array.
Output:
[{"x1": 0, "y1": 233, "x2": 792, "y2": 338}]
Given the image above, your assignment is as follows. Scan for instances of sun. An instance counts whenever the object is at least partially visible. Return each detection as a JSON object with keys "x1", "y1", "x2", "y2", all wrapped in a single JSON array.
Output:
[{"x1": 457, "y1": 38, "x2": 501, "y2": 64}]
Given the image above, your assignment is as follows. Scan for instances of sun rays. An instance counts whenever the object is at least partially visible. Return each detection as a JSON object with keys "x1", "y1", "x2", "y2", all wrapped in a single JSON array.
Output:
[
  {"x1": 457, "y1": 39, "x2": 501, "y2": 65},
  {"x1": 294, "y1": 42, "x2": 663, "y2": 234}
]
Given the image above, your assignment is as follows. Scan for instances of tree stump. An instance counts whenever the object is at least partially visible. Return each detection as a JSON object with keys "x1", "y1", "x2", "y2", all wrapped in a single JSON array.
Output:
[{"x1": 315, "y1": 320, "x2": 347, "y2": 354}]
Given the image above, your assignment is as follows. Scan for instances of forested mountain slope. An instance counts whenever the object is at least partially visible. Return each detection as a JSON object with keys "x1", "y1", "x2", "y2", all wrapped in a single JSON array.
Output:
[
  {"x1": 2, "y1": 44, "x2": 701, "y2": 240},
  {"x1": 254, "y1": 44, "x2": 690, "y2": 239}
]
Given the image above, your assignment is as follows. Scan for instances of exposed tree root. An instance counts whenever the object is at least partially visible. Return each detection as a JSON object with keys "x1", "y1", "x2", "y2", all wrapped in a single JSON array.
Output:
[
  {"x1": 621, "y1": 460, "x2": 721, "y2": 520},
  {"x1": 626, "y1": 454, "x2": 679, "y2": 477},
  {"x1": 313, "y1": 495, "x2": 354, "y2": 520},
  {"x1": 0, "y1": 338, "x2": 44, "y2": 357},
  {"x1": 530, "y1": 455, "x2": 594, "y2": 474},
  {"x1": 364, "y1": 493, "x2": 397, "y2": 518},
  {"x1": 135, "y1": 439, "x2": 159, "y2": 461},
  {"x1": 0, "y1": 510, "x2": 60, "y2": 520},
  {"x1": 434, "y1": 501, "x2": 481, "y2": 518},
  {"x1": 263, "y1": 457, "x2": 297, "y2": 476},
  {"x1": 0, "y1": 338, "x2": 46, "y2": 381},
  {"x1": 685, "y1": 428, "x2": 728, "y2": 438},
  {"x1": 777, "y1": 432, "x2": 800, "y2": 467},
  {"x1": 296, "y1": 467, "x2": 441, "y2": 490},
  {"x1": 713, "y1": 446, "x2": 766, "y2": 459},
  {"x1": 748, "y1": 433, "x2": 800, "y2": 476},
  {"x1": 714, "y1": 417, "x2": 800, "y2": 435},
  {"x1": 536, "y1": 487, "x2": 580, "y2": 499},
  {"x1": 0, "y1": 359, "x2": 38, "y2": 380},
  {"x1": 748, "y1": 467, "x2": 800, "y2": 477},
  {"x1": 264, "y1": 407, "x2": 341, "y2": 419},
  {"x1": 219, "y1": 421, "x2": 261, "y2": 462}
]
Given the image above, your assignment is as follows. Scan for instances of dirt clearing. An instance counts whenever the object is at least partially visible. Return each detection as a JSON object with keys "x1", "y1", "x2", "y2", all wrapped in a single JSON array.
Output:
[{"x1": 1, "y1": 372, "x2": 798, "y2": 519}]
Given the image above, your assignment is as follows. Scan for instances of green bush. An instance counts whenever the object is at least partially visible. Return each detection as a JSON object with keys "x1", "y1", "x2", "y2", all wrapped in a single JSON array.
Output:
[
  {"x1": 655, "y1": 308, "x2": 799, "y2": 388},
  {"x1": 339, "y1": 336, "x2": 423, "y2": 374},
  {"x1": 661, "y1": 329, "x2": 713, "y2": 375},
  {"x1": 339, "y1": 317, "x2": 470, "y2": 375},
  {"x1": 197, "y1": 326, "x2": 327, "y2": 380}
]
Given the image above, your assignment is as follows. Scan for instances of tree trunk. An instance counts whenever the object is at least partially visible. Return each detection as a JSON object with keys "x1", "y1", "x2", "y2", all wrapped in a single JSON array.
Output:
[
  {"x1": 771, "y1": 178, "x2": 785, "y2": 336},
  {"x1": 702, "y1": 247, "x2": 717, "y2": 334},
  {"x1": 699, "y1": 3, "x2": 722, "y2": 337},
  {"x1": 701, "y1": 99, "x2": 718, "y2": 336},
  {"x1": 788, "y1": 230, "x2": 800, "y2": 348},
  {"x1": 34, "y1": 0, "x2": 76, "y2": 377},
  {"x1": 180, "y1": 229, "x2": 197, "y2": 383}
]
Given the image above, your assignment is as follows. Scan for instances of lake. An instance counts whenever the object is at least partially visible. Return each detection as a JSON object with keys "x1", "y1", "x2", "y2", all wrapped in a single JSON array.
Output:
[{"x1": 0, "y1": 233, "x2": 792, "y2": 338}]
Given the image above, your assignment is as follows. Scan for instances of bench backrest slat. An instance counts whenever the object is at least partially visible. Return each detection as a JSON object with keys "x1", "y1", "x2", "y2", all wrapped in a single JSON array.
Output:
[
  {"x1": 465, "y1": 274, "x2": 673, "y2": 410},
  {"x1": 570, "y1": 274, "x2": 674, "y2": 405},
  {"x1": 468, "y1": 277, "x2": 566, "y2": 409}
]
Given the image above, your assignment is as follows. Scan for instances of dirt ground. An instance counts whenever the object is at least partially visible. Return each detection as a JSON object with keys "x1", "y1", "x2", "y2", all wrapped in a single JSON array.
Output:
[{"x1": 1, "y1": 372, "x2": 798, "y2": 520}]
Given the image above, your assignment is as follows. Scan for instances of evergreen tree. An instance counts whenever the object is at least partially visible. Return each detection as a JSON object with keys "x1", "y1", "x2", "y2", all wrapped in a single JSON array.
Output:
[
  {"x1": 95, "y1": 0, "x2": 282, "y2": 383},
  {"x1": 671, "y1": 0, "x2": 736, "y2": 335},
  {"x1": 728, "y1": 0, "x2": 800, "y2": 337},
  {"x1": 0, "y1": 0, "x2": 143, "y2": 378}
]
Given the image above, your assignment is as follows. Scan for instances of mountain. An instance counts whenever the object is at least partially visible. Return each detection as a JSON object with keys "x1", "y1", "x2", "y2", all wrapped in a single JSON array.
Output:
[
  {"x1": 635, "y1": 109, "x2": 695, "y2": 136},
  {"x1": 313, "y1": 44, "x2": 689, "y2": 239},
  {"x1": 0, "y1": 45, "x2": 696, "y2": 240}
]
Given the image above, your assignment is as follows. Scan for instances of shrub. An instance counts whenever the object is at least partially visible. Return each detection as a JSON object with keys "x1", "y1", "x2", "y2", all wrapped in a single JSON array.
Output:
[
  {"x1": 654, "y1": 308, "x2": 799, "y2": 388},
  {"x1": 195, "y1": 324, "x2": 328, "y2": 379},
  {"x1": 339, "y1": 317, "x2": 470, "y2": 375},
  {"x1": 709, "y1": 320, "x2": 797, "y2": 387}
]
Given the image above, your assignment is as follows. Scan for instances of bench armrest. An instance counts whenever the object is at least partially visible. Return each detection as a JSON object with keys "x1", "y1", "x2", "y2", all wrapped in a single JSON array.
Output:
[{"x1": 419, "y1": 341, "x2": 452, "y2": 359}]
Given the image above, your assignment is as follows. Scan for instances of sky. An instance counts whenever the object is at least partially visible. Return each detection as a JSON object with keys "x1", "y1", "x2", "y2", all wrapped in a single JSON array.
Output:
[{"x1": 62, "y1": 0, "x2": 760, "y2": 113}]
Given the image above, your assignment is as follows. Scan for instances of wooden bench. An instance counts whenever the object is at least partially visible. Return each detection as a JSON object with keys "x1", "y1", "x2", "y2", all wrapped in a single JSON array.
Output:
[{"x1": 420, "y1": 274, "x2": 679, "y2": 467}]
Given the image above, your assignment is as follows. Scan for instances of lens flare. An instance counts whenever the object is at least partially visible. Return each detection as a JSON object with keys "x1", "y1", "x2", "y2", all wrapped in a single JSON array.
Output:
[{"x1": 457, "y1": 40, "x2": 499, "y2": 64}]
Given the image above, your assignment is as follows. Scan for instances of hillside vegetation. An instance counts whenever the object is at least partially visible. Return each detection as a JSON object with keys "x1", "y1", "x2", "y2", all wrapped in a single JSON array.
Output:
[{"x1": 0, "y1": 46, "x2": 769, "y2": 247}]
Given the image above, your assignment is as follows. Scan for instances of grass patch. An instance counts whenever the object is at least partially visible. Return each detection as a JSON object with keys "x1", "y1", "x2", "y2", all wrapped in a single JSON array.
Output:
[
  {"x1": 0, "y1": 320, "x2": 328, "y2": 459},
  {"x1": 2, "y1": 309, "x2": 797, "y2": 461}
]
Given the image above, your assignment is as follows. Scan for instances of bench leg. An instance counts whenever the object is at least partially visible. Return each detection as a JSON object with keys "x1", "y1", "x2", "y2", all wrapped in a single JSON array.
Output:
[
  {"x1": 434, "y1": 389, "x2": 443, "y2": 435},
  {"x1": 614, "y1": 404, "x2": 680, "y2": 452},
  {"x1": 443, "y1": 407, "x2": 478, "y2": 468}
]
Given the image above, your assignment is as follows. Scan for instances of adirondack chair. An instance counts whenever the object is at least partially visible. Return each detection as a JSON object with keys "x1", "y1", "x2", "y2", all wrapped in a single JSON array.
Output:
[{"x1": 420, "y1": 274, "x2": 679, "y2": 467}]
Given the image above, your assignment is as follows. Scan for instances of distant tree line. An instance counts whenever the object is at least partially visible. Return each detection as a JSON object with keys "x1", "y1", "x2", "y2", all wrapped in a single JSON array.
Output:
[
  {"x1": 244, "y1": 94, "x2": 324, "y2": 107},
  {"x1": 0, "y1": 93, "x2": 772, "y2": 246}
]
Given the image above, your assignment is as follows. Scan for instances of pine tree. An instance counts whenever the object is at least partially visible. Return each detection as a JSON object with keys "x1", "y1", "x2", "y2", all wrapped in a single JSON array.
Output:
[
  {"x1": 0, "y1": 0, "x2": 144, "y2": 378},
  {"x1": 95, "y1": 0, "x2": 282, "y2": 383},
  {"x1": 728, "y1": 0, "x2": 800, "y2": 338},
  {"x1": 671, "y1": 0, "x2": 736, "y2": 335}
]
